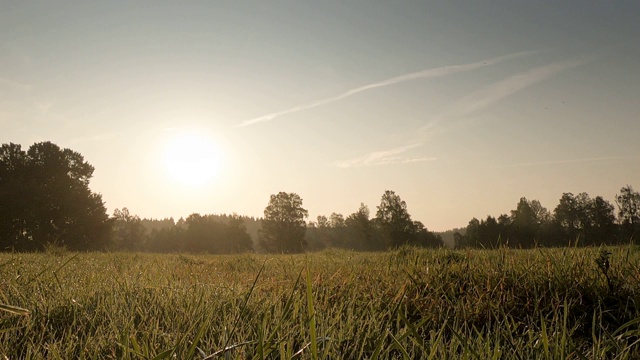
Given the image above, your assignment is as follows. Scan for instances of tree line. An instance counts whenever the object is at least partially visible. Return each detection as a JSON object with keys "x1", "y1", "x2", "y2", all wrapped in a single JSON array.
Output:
[
  {"x1": 1, "y1": 141, "x2": 638, "y2": 253},
  {"x1": 0, "y1": 142, "x2": 442, "y2": 253},
  {"x1": 108, "y1": 190, "x2": 443, "y2": 253},
  {"x1": 455, "y1": 188, "x2": 640, "y2": 248},
  {"x1": 112, "y1": 210, "x2": 256, "y2": 253},
  {"x1": 304, "y1": 192, "x2": 442, "y2": 251}
]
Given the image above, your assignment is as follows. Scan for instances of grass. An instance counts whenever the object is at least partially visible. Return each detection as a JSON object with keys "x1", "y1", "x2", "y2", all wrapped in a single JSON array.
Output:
[{"x1": 0, "y1": 246, "x2": 639, "y2": 359}]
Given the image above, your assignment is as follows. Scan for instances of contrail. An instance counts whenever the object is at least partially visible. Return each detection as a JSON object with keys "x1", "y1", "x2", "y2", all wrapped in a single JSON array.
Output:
[
  {"x1": 334, "y1": 143, "x2": 436, "y2": 168},
  {"x1": 451, "y1": 57, "x2": 589, "y2": 117},
  {"x1": 238, "y1": 51, "x2": 537, "y2": 127},
  {"x1": 419, "y1": 56, "x2": 591, "y2": 132}
]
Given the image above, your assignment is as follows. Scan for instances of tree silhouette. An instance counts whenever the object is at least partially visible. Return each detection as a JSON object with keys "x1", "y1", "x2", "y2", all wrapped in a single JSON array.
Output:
[
  {"x1": 616, "y1": 185, "x2": 640, "y2": 242},
  {"x1": 375, "y1": 190, "x2": 417, "y2": 248},
  {"x1": 112, "y1": 208, "x2": 147, "y2": 250},
  {"x1": 0, "y1": 143, "x2": 30, "y2": 250},
  {"x1": 259, "y1": 192, "x2": 308, "y2": 253},
  {"x1": 553, "y1": 193, "x2": 616, "y2": 245},
  {"x1": 345, "y1": 203, "x2": 377, "y2": 250},
  {"x1": 587, "y1": 196, "x2": 616, "y2": 245},
  {"x1": 0, "y1": 142, "x2": 111, "y2": 251},
  {"x1": 509, "y1": 197, "x2": 549, "y2": 247},
  {"x1": 459, "y1": 192, "x2": 623, "y2": 249},
  {"x1": 181, "y1": 214, "x2": 252, "y2": 253}
]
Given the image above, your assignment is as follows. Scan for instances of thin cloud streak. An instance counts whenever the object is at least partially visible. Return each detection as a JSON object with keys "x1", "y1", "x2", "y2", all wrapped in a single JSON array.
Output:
[
  {"x1": 420, "y1": 56, "x2": 590, "y2": 131},
  {"x1": 238, "y1": 51, "x2": 537, "y2": 127},
  {"x1": 498, "y1": 155, "x2": 640, "y2": 168},
  {"x1": 457, "y1": 58, "x2": 589, "y2": 116},
  {"x1": 335, "y1": 143, "x2": 436, "y2": 168}
]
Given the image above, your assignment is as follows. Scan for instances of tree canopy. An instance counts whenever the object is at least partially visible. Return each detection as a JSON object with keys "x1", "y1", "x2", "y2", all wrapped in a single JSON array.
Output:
[
  {"x1": 376, "y1": 190, "x2": 415, "y2": 248},
  {"x1": 259, "y1": 192, "x2": 308, "y2": 253},
  {"x1": 112, "y1": 208, "x2": 146, "y2": 251},
  {"x1": 0, "y1": 142, "x2": 111, "y2": 251},
  {"x1": 616, "y1": 185, "x2": 640, "y2": 241},
  {"x1": 373, "y1": 190, "x2": 442, "y2": 249},
  {"x1": 457, "y1": 191, "x2": 622, "y2": 249},
  {"x1": 2, "y1": 141, "x2": 635, "y2": 253}
]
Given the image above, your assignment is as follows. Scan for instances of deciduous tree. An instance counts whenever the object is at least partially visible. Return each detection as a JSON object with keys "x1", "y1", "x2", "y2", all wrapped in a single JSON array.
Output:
[
  {"x1": 0, "y1": 142, "x2": 111, "y2": 251},
  {"x1": 259, "y1": 192, "x2": 308, "y2": 253},
  {"x1": 375, "y1": 190, "x2": 417, "y2": 248},
  {"x1": 615, "y1": 185, "x2": 640, "y2": 241},
  {"x1": 345, "y1": 203, "x2": 376, "y2": 250},
  {"x1": 554, "y1": 193, "x2": 616, "y2": 245},
  {"x1": 112, "y1": 208, "x2": 146, "y2": 250}
]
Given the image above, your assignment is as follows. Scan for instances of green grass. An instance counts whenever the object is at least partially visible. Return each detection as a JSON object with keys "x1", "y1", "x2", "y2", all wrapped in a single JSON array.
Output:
[{"x1": 1, "y1": 246, "x2": 639, "y2": 359}]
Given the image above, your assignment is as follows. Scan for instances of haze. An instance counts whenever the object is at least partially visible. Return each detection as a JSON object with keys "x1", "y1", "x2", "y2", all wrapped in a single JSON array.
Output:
[{"x1": 2, "y1": 1, "x2": 639, "y2": 231}]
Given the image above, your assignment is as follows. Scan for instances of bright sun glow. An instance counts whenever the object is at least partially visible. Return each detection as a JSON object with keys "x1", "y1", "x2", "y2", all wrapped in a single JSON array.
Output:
[{"x1": 163, "y1": 133, "x2": 221, "y2": 187}]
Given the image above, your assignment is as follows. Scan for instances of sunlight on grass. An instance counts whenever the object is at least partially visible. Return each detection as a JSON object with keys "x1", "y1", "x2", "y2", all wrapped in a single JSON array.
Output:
[{"x1": 0, "y1": 247, "x2": 638, "y2": 358}]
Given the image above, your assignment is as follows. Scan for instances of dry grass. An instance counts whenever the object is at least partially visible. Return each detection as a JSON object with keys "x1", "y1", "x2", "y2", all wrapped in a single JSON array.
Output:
[{"x1": 0, "y1": 246, "x2": 639, "y2": 359}]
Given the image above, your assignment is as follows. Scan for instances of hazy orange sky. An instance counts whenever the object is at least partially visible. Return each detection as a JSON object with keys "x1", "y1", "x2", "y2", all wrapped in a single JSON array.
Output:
[{"x1": 2, "y1": 1, "x2": 639, "y2": 231}]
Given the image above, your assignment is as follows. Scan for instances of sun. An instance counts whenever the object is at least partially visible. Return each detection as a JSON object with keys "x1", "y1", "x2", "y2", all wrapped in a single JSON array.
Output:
[{"x1": 163, "y1": 133, "x2": 221, "y2": 187}]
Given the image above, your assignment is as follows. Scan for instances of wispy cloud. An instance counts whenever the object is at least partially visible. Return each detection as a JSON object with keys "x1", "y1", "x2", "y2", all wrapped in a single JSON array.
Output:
[
  {"x1": 498, "y1": 155, "x2": 640, "y2": 168},
  {"x1": 238, "y1": 51, "x2": 537, "y2": 127},
  {"x1": 455, "y1": 57, "x2": 588, "y2": 116},
  {"x1": 334, "y1": 143, "x2": 436, "y2": 168},
  {"x1": 421, "y1": 56, "x2": 590, "y2": 131}
]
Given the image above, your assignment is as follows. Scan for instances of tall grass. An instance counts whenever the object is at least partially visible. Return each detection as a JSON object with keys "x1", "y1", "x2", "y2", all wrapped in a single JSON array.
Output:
[{"x1": 0, "y1": 246, "x2": 638, "y2": 358}]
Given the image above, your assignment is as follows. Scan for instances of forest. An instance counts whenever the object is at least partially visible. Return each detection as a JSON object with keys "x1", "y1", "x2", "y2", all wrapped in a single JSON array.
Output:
[{"x1": 1, "y1": 141, "x2": 638, "y2": 253}]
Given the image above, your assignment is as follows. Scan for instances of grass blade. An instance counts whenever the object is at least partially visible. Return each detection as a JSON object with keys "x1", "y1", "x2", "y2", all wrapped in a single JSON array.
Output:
[
  {"x1": 0, "y1": 303, "x2": 30, "y2": 316},
  {"x1": 305, "y1": 266, "x2": 318, "y2": 360}
]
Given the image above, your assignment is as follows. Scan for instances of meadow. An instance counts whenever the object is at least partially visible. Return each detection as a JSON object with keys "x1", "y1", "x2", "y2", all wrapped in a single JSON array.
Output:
[{"x1": 1, "y1": 246, "x2": 639, "y2": 359}]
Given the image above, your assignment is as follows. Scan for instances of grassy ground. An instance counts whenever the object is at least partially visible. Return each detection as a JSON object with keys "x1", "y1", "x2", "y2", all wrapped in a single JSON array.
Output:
[{"x1": 0, "y1": 246, "x2": 639, "y2": 359}]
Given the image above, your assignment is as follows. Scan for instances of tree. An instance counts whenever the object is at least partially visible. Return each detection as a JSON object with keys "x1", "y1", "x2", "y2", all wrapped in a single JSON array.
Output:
[
  {"x1": 146, "y1": 226, "x2": 185, "y2": 253},
  {"x1": 509, "y1": 198, "x2": 537, "y2": 247},
  {"x1": 459, "y1": 215, "x2": 506, "y2": 249},
  {"x1": 554, "y1": 192, "x2": 587, "y2": 244},
  {"x1": 345, "y1": 203, "x2": 376, "y2": 250},
  {"x1": 555, "y1": 193, "x2": 582, "y2": 232},
  {"x1": 453, "y1": 231, "x2": 465, "y2": 249},
  {"x1": 0, "y1": 143, "x2": 30, "y2": 250},
  {"x1": 587, "y1": 196, "x2": 616, "y2": 245},
  {"x1": 259, "y1": 192, "x2": 308, "y2": 253},
  {"x1": 616, "y1": 185, "x2": 640, "y2": 241},
  {"x1": 327, "y1": 212, "x2": 347, "y2": 247},
  {"x1": 112, "y1": 208, "x2": 147, "y2": 251},
  {"x1": 224, "y1": 214, "x2": 254, "y2": 253},
  {"x1": 530, "y1": 199, "x2": 552, "y2": 224},
  {"x1": 375, "y1": 190, "x2": 416, "y2": 248},
  {"x1": 554, "y1": 193, "x2": 616, "y2": 245},
  {"x1": 412, "y1": 220, "x2": 444, "y2": 248},
  {"x1": 0, "y1": 142, "x2": 111, "y2": 251},
  {"x1": 305, "y1": 215, "x2": 331, "y2": 250},
  {"x1": 509, "y1": 197, "x2": 549, "y2": 247},
  {"x1": 183, "y1": 213, "x2": 253, "y2": 253}
]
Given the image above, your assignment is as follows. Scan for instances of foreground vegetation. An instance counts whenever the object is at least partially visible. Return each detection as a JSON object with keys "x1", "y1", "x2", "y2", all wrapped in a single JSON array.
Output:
[{"x1": 1, "y1": 246, "x2": 639, "y2": 359}]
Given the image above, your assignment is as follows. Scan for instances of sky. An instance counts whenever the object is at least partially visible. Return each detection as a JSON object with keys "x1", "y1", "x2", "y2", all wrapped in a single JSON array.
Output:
[{"x1": 2, "y1": 1, "x2": 639, "y2": 231}]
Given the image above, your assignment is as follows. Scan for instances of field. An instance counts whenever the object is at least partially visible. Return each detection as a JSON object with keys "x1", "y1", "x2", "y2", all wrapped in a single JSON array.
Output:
[{"x1": 1, "y1": 246, "x2": 639, "y2": 359}]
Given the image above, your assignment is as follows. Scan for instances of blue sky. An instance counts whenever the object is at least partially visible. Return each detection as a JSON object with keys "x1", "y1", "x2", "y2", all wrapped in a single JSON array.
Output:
[{"x1": 2, "y1": 1, "x2": 639, "y2": 230}]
